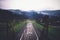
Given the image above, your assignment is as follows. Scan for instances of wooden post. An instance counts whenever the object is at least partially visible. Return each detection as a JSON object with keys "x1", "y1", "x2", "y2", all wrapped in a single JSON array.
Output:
[
  {"x1": 43, "y1": 15, "x2": 49, "y2": 40},
  {"x1": 40, "y1": 15, "x2": 49, "y2": 40}
]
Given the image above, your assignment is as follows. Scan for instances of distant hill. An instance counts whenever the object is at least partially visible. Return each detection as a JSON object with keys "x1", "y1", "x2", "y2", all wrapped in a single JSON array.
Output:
[
  {"x1": 41, "y1": 10, "x2": 60, "y2": 16},
  {"x1": 0, "y1": 9, "x2": 23, "y2": 22},
  {"x1": 9, "y1": 9, "x2": 22, "y2": 14}
]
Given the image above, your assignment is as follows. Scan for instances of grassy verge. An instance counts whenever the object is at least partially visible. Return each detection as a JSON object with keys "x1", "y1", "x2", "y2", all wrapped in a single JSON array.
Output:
[
  {"x1": 33, "y1": 20, "x2": 60, "y2": 40},
  {"x1": 33, "y1": 20, "x2": 44, "y2": 30},
  {"x1": 48, "y1": 25, "x2": 60, "y2": 40},
  {"x1": 48, "y1": 25, "x2": 60, "y2": 35},
  {"x1": 0, "y1": 20, "x2": 26, "y2": 40},
  {"x1": 10, "y1": 20, "x2": 26, "y2": 33},
  {"x1": 48, "y1": 25, "x2": 56, "y2": 33}
]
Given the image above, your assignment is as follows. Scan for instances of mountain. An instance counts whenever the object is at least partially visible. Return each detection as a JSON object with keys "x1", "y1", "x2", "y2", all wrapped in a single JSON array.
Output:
[
  {"x1": 41, "y1": 10, "x2": 60, "y2": 16},
  {"x1": 9, "y1": 9, "x2": 22, "y2": 14}
]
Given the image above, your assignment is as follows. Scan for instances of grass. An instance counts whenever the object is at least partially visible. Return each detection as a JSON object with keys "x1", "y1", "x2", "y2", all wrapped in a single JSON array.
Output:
[
  {"x1": 33, "y1": 20, "x2": 44, "y2": 30},
  {"x1": 48, "y1": 25, "x2": 60, "y2": 40},
  {"x1": 0, "y1": 20, "x2": 26, "y2": 40},
  {"x1": 33, "y1": 20, "x2": 60, "y2": 40},
  {"x1": 48, "y1": 25, "x2": 56, "y2": 33},
  {"x1": 10, "y1": 20, "x2": 25, "y2": 33}
]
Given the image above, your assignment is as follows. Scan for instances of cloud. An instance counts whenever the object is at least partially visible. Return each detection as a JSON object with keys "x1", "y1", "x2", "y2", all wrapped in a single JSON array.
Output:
[{"x1": 0, "y1": 0, "x2": 60, "y2": 11}]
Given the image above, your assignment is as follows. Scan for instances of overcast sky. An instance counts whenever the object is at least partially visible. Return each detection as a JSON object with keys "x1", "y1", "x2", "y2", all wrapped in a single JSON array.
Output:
[{"x1": 0, "y1": 0, "x2": 60, "y2": 11}]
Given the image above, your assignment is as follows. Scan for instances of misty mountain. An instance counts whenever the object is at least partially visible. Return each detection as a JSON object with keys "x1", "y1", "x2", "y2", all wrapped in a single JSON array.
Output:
[
  {"x1": 41, "y1": 10, "x2": 60, "y2": 16},
  {"x1": 9, "y1": 9, "x2": 22, "y2": 14}
]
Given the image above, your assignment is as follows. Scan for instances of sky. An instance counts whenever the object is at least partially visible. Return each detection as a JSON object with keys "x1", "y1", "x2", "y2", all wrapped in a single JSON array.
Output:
[{"x1": 0, "y1": 0, "x2": 60, "y2": 11}]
